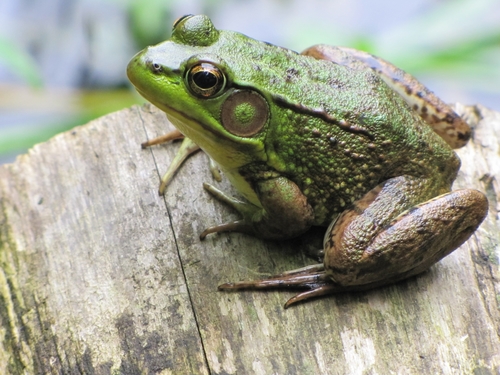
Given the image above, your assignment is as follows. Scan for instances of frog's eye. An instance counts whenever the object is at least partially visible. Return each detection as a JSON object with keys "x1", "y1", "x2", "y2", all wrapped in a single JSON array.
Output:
[
  {"x1": 221, "y1": 90, "x2": 268, "y2": 137},
  {"x1": 186, "y1": 63, "x2": 226, "y2": 97}
]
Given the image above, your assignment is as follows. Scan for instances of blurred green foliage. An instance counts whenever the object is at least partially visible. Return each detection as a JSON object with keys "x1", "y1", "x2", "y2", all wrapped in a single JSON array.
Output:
[{"x1": 128, "y1": 0, "x2": 173, "y2": 47}]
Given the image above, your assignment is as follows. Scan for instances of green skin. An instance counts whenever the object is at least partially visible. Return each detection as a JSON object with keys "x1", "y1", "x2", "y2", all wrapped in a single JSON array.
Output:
[{"x1": 127, "y1": 15, "x2": 488, "y2": 307}]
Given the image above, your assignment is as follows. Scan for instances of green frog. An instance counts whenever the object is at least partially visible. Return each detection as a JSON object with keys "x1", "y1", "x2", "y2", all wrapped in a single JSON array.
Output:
[{"x1": 127, "y1": 15, "x2": 488, "y2": 308}]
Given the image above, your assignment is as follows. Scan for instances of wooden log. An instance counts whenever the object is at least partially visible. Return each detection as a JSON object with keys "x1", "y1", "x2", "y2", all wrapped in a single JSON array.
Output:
[{"x1": 0, "y1": 103, "x2": 499, "y2": 374}]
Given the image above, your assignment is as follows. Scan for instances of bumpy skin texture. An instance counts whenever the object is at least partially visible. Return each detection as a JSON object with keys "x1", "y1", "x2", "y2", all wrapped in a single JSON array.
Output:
[{"x1": 127, "y1": 15, "x2": 488, "y2": 306}]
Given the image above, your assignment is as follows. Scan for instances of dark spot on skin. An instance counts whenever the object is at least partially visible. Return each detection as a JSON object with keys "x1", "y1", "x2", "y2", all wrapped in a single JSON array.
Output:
[
  {"x1": 413, "y1": 104, "x2": 419, "y2": 111},
  {"x1": 327, "y1": 237, "x2": 335, "y2": 250},
  {"x1": 273, "y1": 140, "x2": 281, "y2": 153},
  {"x1": 416, "y1": 91, "x2": 424, "y2": 98},
  {"x1": 419, "y1": 140, "x2": 428, "y2": 149},
  {"x1": 431, "y1": 114, "x2": 440, "y2": 123},
  {"x1": 457, "y1": 132, "x2": 470, "y2": 141},
  {"x1": 286, "y1": 67, "x2": 299, "y2": 77},
  {"x1": 329, "y1": 78, "x2": 344, "y2": 89},
  {"x1": 421, "y1": 106, "x2": 428, "y2": 113},
  {"x1": 405, "y1": 86, "x2": 413, "y2": 95},
  {"x1": 444, "y1": 113, "x2": 455, "y2": 124}
]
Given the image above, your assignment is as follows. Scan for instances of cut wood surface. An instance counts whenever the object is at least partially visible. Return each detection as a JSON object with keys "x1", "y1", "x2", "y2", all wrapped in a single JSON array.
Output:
[{"x1": 0, "y1": 103, "x2": 499, "y2": 374}]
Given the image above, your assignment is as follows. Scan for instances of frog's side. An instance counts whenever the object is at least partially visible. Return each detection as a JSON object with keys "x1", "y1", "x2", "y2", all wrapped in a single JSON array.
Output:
[{"x1": 127, "y1": 15, "x2": 488, "y2": 308}]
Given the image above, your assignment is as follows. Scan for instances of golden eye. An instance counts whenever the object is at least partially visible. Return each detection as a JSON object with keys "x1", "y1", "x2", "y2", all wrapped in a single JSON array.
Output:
[{"x1": 187, "y1": 63, "x2": 225, "y2": 97}]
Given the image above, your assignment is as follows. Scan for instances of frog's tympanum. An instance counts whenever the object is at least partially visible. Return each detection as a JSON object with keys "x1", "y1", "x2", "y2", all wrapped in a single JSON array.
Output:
[{"x1": 127, "y1": 15, "x2": 488, "y2": 308}]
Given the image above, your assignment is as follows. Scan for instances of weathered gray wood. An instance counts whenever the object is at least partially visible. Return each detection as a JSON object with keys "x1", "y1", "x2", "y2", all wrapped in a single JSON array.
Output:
[{"x1": 0, "y1": 103, "x2": 499, "y2": 374}]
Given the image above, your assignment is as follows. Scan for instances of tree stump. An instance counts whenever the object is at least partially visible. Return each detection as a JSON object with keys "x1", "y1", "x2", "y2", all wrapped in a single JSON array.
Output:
[{"x1": 0, "y1": 103, "x2": 499, "y2": 374}]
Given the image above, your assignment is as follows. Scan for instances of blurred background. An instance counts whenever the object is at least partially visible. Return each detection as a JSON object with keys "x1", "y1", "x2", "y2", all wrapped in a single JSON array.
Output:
[{"x1": 0, "y1": 0, "x2": 499, "y2": 164}]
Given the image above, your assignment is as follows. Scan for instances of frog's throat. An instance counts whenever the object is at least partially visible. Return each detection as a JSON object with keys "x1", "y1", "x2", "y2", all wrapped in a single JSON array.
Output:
[
  {"x1": 148, "y1": 101, "x2": 263, "y2": 175},
  {"x1": 163, "y1": 107, "x2": 264, "y2": 207}
]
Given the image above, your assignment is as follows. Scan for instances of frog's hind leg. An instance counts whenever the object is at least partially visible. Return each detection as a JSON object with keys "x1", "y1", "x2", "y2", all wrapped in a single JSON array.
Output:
[
  {"x1": 219, "y1": 177, "x2": 488, "y2": 308},
  {"x1": 324, "y1": 187, "x2": 488, "y2": 289}
]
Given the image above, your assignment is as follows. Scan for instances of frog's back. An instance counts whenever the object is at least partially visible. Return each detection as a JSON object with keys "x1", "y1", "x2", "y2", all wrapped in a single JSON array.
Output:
[
  {"x1": 216, "y1": 32, "x2": 455, "y2": 162},
  {"x1": 217, "y1": 33, "x2": 460, "y2": 225}
]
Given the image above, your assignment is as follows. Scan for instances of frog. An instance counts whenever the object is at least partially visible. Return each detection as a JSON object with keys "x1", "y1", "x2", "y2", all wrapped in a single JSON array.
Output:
[{"x1": 127, "y1": 14, "x2": 488, "y2": 308}]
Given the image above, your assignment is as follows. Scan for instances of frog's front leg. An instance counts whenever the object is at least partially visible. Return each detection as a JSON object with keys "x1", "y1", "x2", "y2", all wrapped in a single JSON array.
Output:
[
  {"x1": 220, "y1": 176, "x2": 488, "y2": 308},
  {"x1": 141, "y1": 130, "x2": 221, "y2": 194},
  {"x1": 201, "y1": 176, "x2": 315, "y2": 240}
]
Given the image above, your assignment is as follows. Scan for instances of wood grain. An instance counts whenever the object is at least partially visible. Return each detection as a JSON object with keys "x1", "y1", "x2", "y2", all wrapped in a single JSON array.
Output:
[{"x1": 0, "y1": 103, "x2": 499, "y2": 374}]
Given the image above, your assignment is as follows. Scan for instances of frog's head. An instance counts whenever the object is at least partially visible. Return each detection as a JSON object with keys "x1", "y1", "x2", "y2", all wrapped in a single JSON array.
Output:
[{"x1": 127, "y1": 15, "x2": 269, "y2": 170}]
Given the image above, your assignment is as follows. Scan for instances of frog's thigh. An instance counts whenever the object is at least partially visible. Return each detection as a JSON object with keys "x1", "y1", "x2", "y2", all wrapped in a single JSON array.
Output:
[
  {"x1": 324, "y1": 188, "x2": 488, "y2": 287},
  {"x1": 253, "y1": 177, "x2": 315, "y2": 239}
]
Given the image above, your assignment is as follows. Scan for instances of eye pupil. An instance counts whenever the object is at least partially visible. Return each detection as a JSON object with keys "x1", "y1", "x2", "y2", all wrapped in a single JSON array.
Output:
[
  {"x1": 187, "y1": 62, "x2": 225, "y2": 97},
  {"x1": 193, "y1": 71, "x2": 217, "y2": 89},
  {"x1": 153, "y1": 63, "x2": 162, "y2": 72}
]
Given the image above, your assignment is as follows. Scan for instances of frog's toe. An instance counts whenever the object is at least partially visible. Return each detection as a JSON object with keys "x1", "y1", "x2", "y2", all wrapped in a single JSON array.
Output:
[
  {"x1": 199, "y1": 220, "x2": 253, "y2": 240},
  {"x1": 208, "y1": 157, "x2": 222, "y2": 181},
  {"x1": 283, "y1": 285, "x2": 341, "y2": 308},
  {"x1": 141, "y1": 128, "x2": 184, "y2": 148}
]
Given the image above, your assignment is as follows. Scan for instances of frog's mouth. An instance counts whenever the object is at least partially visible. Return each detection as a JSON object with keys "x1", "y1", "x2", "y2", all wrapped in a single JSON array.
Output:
[
  {"x1": 134, "y1": 86, "x2": 219, "y2": 139},
  {"x1": 134, "y1": 87, "x2": 264, "y2": 171}
]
